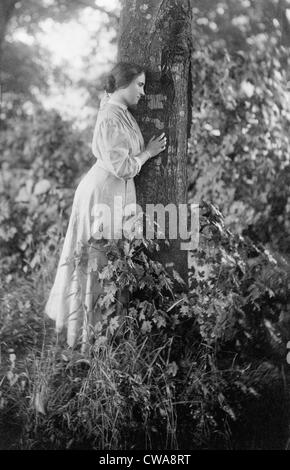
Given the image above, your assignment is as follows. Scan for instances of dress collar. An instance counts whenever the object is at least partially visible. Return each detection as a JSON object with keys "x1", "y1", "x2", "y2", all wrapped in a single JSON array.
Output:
[{"x1": 107, "y1": 97, "x2": 128, "y2": 111}]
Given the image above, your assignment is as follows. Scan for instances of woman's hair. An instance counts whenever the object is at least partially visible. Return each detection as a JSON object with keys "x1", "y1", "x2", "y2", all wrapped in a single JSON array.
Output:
[{"x1": 104, "y1": 62, "x2": 145, "y2": 93}]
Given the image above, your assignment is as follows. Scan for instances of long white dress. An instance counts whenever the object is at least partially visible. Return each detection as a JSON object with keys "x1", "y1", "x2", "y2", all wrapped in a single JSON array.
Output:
[{"x1": 45, "y1": 95, "x2": 145, "y2": 348}]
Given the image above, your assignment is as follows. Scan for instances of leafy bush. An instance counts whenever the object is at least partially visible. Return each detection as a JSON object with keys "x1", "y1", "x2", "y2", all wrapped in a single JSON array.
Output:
[
  {"x1": 0, "y1": 109, "x2": 93, "y2": 274},
  {"x1": 175, "y1": 201, "x2": 290, "y2": 449},
  {"x1": 2, "y1": 202, "x2": 289, "y2": 449},
  {"x1": 189, "y1": 41, "x2": 290, "y2": 254}
]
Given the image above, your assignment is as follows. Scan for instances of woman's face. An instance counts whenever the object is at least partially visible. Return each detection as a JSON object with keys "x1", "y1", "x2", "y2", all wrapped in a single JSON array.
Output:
[{"x1": 122, "y1": 73, "x2": 146, "y2": 107}]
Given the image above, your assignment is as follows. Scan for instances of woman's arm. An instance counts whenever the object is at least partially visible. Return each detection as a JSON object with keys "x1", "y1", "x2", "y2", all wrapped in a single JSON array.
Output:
[
  {"x1": 135, "y1": 133, "x2": 167, "y2": 173},
  {"x1": 134, "y1": 150, "x2": 151, "y2": 174},
  {"x1": 94, "y1": 118, "x2": 166, "y2": 180},
  {"x1": 95, "y1": 117, "x2": 144, "y2": 180}
]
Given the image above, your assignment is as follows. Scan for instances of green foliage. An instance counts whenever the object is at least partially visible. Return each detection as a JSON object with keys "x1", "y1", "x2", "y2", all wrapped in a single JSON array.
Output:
[
  {"x1": 10, "y1": 0, "x2": 118, "y2": 33},
  {"x1": 188, "y1": 202, "x2": 290, "y2": 356},
  {"x1": 0, "y1": 0, "x2": 119, "y2": 119},
  {"x1": 0, "y1": 273, "x2": 49, "y2": 354},
  {"x1": 1, "y1": 40, "x2": 49, "y2": 107},
  {"x1": 1, "y1": 203, "x2": 289, "y2": 449},
  {"x1": 189, "y1": 40, "x2": 290, "y2": 254},
  {"x1": 1, "y1": 0, "x2": 290, "y2": 450},
  {"x1": 191, "y1": 0, "x2": 290, "y2": 50},
  {"x1": 0, "y1": 109, "x2": 92, "y2": 273}
]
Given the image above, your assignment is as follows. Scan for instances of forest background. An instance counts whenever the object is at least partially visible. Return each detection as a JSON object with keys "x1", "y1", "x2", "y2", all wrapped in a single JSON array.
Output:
[{"x1": 1, "y1": 0, "x2": 290, "y2": 450}]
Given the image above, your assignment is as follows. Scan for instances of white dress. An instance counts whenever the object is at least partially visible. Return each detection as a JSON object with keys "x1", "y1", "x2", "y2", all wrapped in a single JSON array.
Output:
[{"x1": 45, "y1": 95, "x2": 145, "y2": 348}]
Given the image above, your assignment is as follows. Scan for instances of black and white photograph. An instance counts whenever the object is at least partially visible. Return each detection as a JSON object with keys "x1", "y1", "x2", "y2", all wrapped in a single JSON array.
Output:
[{"x1": 1, "y1": 0, "x2": 290, "y2": 454}]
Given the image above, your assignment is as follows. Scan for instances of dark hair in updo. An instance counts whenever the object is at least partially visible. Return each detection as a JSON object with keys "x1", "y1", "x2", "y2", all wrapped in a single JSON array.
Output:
[{"x1": 104, "y1": 62, "x2": 145, "y2": 93}]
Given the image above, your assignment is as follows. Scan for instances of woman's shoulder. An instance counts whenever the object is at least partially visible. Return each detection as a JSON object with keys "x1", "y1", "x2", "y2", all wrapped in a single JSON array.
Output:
[{"x1": 96, "y1": 105, "x2": 125, "y2": 129}]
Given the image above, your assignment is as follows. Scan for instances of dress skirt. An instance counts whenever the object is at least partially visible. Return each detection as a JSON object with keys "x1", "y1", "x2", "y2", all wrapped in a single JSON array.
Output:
[{"x1": 44, "y1": 161, "x2": 137, "y2": 348}]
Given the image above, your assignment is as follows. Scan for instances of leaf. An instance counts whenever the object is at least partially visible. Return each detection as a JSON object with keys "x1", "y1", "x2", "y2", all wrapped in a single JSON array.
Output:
[
  {"x1": 33, "y1": 179, "x2": 51, "y2": 195},
  {"x1": 123, "y1": 241, "x2": 131, "y2": 256},
  {"x1": 167, "y1": 361, "x2": 178, "y2": 377},
  {"x1": 180, "y1": 305, "x2": 190, "y2": 316},
  {"x1": 34, "y1": 390, "x2": 47, "y2": 415},
  {"x1": 134, "y1": 264, "x2": 144, "y2": 277},
  {"x1": 222, "y1": 404, "x2": 237, "y2": 421},
  {"x1": 141, "y1": 320, "x2": 152, "y2": 334},
  {"x1": 166, "y1": 297, "x2": 185, "y2": 312},
  {"x1": 101, "y1": 283, "x2": 118, "y2": 307},
  {"x1": 0, "y1": 199, "x2": 10, "y2": 219},
  {"x1": 156, "y1": 315, "x2": 166, "y2": 328},
  {"x1": 109, "y1": 316, "x2": 120, "y2": 335},
  {"x1": 172, "y1": 269, "x2": 186, "y2": 285},
  {"x1": 159, "y1": 408, "x2": 167, "y2": 417}
]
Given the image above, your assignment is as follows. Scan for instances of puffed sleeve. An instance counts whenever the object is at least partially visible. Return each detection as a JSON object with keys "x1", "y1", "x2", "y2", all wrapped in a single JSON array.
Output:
[{"x1": 95, "y1": 117, "x2": 141, "y2": 180}]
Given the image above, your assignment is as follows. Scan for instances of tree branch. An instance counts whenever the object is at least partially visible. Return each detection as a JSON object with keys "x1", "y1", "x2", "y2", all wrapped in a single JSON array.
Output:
[
  {"x1": 77, "y1": 1, "x2": 119, "y2": 21},
  {"x1": 94, "y1": 4, "x2": 119, "y2": 21}
]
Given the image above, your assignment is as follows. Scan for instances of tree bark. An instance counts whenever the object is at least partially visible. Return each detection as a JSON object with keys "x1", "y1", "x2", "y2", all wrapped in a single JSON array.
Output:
[
  {"x1": 118, "y1": 0, "x2": 193, "y2": 285},
  {"x1": 278, "y1": 0, "x2": 290, "y2": 46}
]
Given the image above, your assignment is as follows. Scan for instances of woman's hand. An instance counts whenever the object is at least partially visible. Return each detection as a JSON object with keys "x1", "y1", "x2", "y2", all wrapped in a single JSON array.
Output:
[{"x1": 146, "y1": 133, "x2": 167, "y2": 157}]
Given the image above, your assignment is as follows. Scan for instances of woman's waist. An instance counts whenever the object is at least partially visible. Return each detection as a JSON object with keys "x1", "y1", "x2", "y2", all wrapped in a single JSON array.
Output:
[{"x1": 93, "y1": 159, "x2": 135, "y2": 183}]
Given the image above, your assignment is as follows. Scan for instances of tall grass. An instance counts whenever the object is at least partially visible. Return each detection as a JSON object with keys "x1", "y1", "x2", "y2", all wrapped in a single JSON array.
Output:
[
  {"x1": 3, "y1": 313, "x2": 178, "y2": 450},
  {"x1": 1, "y1": 205, "x2": 290, "y2": 450}
]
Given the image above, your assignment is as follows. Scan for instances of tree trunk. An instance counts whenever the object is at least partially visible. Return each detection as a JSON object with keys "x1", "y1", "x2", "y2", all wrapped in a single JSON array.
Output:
[
  {"x1": 118, "y1": 0, "x2": 193, "y2": 285},
  {"x1": 278, "y1": 0, "x2": 290, "y2": 46}
]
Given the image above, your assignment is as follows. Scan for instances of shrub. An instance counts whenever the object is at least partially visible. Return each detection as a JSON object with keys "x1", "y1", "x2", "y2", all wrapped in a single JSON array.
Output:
[
  {"x1": 189, "y1": 41, "x2": 290, "y2": 254},
  {"x1": 2, "y1": 202, "x2": 289, "y2": 449},
  {"x1": 0, "y1": 109, "x2": 93, "y2": 274}
]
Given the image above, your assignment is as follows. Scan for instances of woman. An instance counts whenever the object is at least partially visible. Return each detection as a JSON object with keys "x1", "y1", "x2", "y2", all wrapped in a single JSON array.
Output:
[{"x1": 45, "y1": 62, "x2": 167, "y2": 349}]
